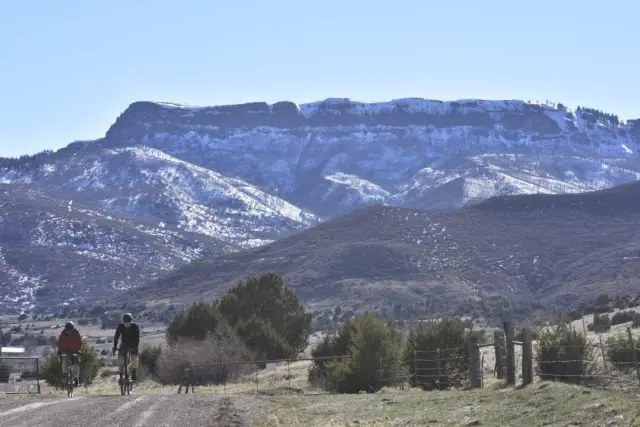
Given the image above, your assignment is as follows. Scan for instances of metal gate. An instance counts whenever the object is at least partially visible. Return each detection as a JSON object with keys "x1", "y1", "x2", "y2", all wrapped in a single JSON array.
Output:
[{"x1": 0, "y1": 357, "x2": 40, "y2": 394}]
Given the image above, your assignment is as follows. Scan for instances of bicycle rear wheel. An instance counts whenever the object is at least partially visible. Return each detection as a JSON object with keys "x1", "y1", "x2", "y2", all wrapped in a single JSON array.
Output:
[
  {"x1": 120, "y1": 364, "x2": 126, "y2": 396},
  {"x1": 120, "y1": 354, "x2": 131, "y2": 396},
  {"x1": 120, "y1": 371, "x2": 126, "y2": 396}
]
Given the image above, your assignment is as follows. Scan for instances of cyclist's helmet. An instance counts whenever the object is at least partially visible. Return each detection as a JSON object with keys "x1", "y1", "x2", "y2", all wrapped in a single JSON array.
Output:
[
  {"x1": 122, "y1": 313, "x2": 133, "y2": 323},
  {"x1": 64, "y1": 321, "x2": 74, "y2": 331}
]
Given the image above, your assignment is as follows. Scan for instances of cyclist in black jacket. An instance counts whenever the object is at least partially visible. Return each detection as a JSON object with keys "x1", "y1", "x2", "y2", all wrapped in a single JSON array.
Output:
[{"x1": 112, "y1": 313, "x2": 140, "y2": 382}]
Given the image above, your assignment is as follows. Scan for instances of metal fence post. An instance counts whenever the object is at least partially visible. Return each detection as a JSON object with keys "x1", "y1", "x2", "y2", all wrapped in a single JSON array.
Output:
[
  {"x1": 626, "y1": 327, "x2": 640, "y2": 387},
  {"x1": 36, "y1": 358, "x2": 41, "y2": 394},
  {"x1": 521, "y1": 328, "x2": 533, "y2": 386},
  {"x1": 468, "y1": 333, "x2": 482, "y2": 388},
  {"x1": 493, "y1": 330, "x2": 505, "y2": 379}
]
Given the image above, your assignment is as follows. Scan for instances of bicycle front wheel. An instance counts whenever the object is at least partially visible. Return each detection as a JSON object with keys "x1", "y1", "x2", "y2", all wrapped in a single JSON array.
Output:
[{"x1": 67, "y1": 367, "x2": 74, "y2": 398}]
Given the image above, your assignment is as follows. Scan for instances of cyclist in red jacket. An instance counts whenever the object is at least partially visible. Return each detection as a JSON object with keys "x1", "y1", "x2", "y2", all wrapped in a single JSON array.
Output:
[{"x1": 57, "y1": 321, "x2": 82, "y2": 387}]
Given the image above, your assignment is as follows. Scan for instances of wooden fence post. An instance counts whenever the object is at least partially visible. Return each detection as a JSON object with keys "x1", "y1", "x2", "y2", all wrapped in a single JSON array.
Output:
[
  {"x1": 504, "y1": 321, "x2": 516, "y2": 386},
  {"x1": 521, "y1": 328, "x2": 533, "y2": 386},
  {"x1": 413, "y1": 350, "x2": 418, "y2": 388},
  {"x1": 626, "y1": 327, "x2": 640, "y2": 387},
  {"x1": 493, "y1": 330, "x2": 505, "y2": 379},
  {"x1": 468, "y1": 332, "x2": 482, "y2": 388},
  {"x1": 436, "y1": 348, "x2": 442, "y2": 389}
]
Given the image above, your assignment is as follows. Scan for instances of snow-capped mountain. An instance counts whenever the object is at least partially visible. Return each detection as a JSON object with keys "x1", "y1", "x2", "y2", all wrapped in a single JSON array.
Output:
[
  {"x1": 1, "y1": 145, "x2": 318, "y2": 248},
  {"x1": 0, "y1": 183, "x2": 228, "y2": 313},
  {"x1": 6, "y1": 98, "x2": 640, "y2": 218},
  {"x1": 102, "y1": 98, "x2": 640, "y2": 215},
  {"x1": 1, "y1": 97, "x2": 639, "y2": 313}
]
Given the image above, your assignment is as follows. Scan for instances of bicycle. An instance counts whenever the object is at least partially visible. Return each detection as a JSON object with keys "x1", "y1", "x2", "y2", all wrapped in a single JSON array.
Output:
[
  {"x1": 60, "y1": 352, "x2": 80, "y2": 398},
  {"x1": 117, "y1": 349, "x2": 134, "y2": 396}
]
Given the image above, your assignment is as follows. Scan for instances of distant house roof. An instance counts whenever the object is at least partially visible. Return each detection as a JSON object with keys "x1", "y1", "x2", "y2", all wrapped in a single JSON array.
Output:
[{"x1": 1, "y1": 346, "x2": 26, "y2": 354}]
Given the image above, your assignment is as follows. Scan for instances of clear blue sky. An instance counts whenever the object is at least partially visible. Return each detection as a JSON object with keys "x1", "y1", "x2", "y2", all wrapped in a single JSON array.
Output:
[{"x1": 1, "y1": 0, "x2": 638, "y2": 158}]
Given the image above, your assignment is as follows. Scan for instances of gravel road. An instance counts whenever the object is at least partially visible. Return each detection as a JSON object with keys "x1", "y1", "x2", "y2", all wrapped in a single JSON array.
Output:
[{"x1": 0, "y1": 393, "x2": 266, "y2": 426}]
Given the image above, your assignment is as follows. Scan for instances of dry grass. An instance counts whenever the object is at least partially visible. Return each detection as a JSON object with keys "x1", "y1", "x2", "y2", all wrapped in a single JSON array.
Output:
[
  {"x1": 194, "y1": 360, "x2": 314, "y2": 395},
  {"x1": 568, "y1": 307, "x2": 640, "y2": 341},
  {"x1": 257, "y1": 382, "x2": 640, "y2": 426}
]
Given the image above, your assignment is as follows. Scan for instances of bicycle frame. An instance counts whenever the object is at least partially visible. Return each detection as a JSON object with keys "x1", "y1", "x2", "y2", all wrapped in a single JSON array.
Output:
[
  {"x1": 118, "y1": 349, "x2": 134, "y2": 396},
  {"x1": 60, "y1": 353, "x2": 79, "y2": 398}
]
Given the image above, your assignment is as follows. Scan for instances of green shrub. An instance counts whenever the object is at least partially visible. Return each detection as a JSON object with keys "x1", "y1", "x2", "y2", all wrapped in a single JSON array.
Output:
[
  {"x1": 535, "y1": 323, "x2": 594, "y2": 384},
  {"x1": 41, "y1": 340, "x2": 100, "y2": 387},
  {"x1": 610, "y1": 310, "x2": 639, "y2": 326},
  {"x1": 166, "y1": 272, "x2": 312, "y2": 362},
  {"x1": 588, "y1": 313, "x2": 611, "y2": 333},
  {"x1": 308, "y1": 320, "x2": 353, "y2": 385},
  {"x1": 404, "y1": 317, "x2": 469, "y2": 390},
  {"x1": 234, "y1": 315, "x2": 291, "y2": 361},
  {"x1": 613, "y1": 296, "x2": 631, "y2": 310},
  {"x1": 567, "y1": 310, "x2": 584, "y2": 321},
  {"x1": 515, "y1": 328, "x2": 539, "y2": 342},
  {"x1": 606, "y1": 333, "x2": 640, "y2": 370},
  {"x1": 166, "y1": 302, "x2": 226, "y2": 344},
  {"x1": 595, "y1": 294, "x2": 610, "y2": 306},
  {"x1": 218, "y1": 272, "x2": 312, "y2": 359},
  {"x1": 593, "y1": 305, "x2": 611, "y2": 314},
  {"x1": 309, "y1": 314, "x2": 404, "y2": 393},
  {"x1": 139, "y1": 344, "x2": 163, "y2": 377}
]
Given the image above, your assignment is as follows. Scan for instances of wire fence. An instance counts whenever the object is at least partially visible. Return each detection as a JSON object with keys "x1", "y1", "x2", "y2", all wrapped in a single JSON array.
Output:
[
  {"x1": 413, "y1": 347, "x2": 470, "y2": 391},
  {"x1": 179, "y1": 355, "x2": 354, "y2": 396},
  {"x1": 532, "y1": 343, "x2": 640, "y2": 392},
  {"x1": 177, "y1": 330, "x2": 640, "y2": 397},
  {"x1": 180, "y1": 347, "x2": 475, "y2": 396}
]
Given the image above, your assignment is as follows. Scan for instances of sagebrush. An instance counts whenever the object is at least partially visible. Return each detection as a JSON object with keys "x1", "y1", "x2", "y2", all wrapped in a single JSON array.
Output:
[
  {"x1": 41, "y1": 340, "x2": 100, "y2": 387},
  {"x1": 588, "y1": 313, "x2": 611, "y2": 333},
  {"x1": 309, "y1": 314, "x2": 405, "y2": 393},
  {"x1": 404, "y1": 317, "x2": 470, "y2": 390},
  {"x1": 610, "y1": 311, "x2": 640, "y2": 326},
  {"x1": 535, "y1": 323, "x2": 594, "y2": 384},
  {"x1": 606, "y1": 333, "x2": 640, "y2": 371},
  {"x1": 154, "y1": 334, "x2": 256, "y2": 385}
]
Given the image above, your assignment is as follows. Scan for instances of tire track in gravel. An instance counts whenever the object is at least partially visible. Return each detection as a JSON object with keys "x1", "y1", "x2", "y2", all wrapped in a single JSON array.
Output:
[{"x1": 0, "y1": 393, "x2": 266, "y2": 426}]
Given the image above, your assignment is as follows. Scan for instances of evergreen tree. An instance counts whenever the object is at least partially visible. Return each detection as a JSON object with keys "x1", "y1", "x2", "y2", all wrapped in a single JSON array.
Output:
[{"x1": 218, "y1": 272, "x2": 312, "y2": 359}]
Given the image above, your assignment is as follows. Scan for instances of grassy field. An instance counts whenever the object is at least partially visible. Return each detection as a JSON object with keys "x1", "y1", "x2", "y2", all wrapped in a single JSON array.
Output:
[
  {"x1": 163, "y1": 348, "x2": 640, "y2": 426},
  {"x1": 258, "y1": 382, "x2": 640, "y2": 426},
  {"x1": 5, "y1": 357, "x2": 640, "y2": 426}
]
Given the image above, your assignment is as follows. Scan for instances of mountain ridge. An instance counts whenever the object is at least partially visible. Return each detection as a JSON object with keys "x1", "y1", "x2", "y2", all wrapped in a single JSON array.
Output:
[
  {"x1": 4, "y1": 97, "x2": 639, "y2": 217},
  {"x1": 2, "y1": 96, "x2": 640, "y2": 315},
  {"x1": 0, "y1": 182, "x2": 228, "y2": 313},
  {"x1": 137, "y1": 181, "x2": 640, "y2": 320}
]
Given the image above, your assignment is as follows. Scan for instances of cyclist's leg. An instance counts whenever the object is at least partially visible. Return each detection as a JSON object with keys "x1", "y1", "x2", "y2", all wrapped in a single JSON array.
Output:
[
  {"x1": 129, "y1": 348, "x2": 139, "y2": 381},
  {"x1": 71, "y1": 354, "x2": 80, "y2": 386},
  {"x1": 117, "y1": 347, "x2": 127, "y2": 382},
  {"x1": 60, "y1": 354, "x2": 69, "y2": 381}
]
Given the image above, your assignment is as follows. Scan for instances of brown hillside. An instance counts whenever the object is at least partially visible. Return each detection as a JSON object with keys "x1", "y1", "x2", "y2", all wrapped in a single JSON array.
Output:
[{"x1": 137, "y1": 181, "x2": 640, "y2": 319}]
